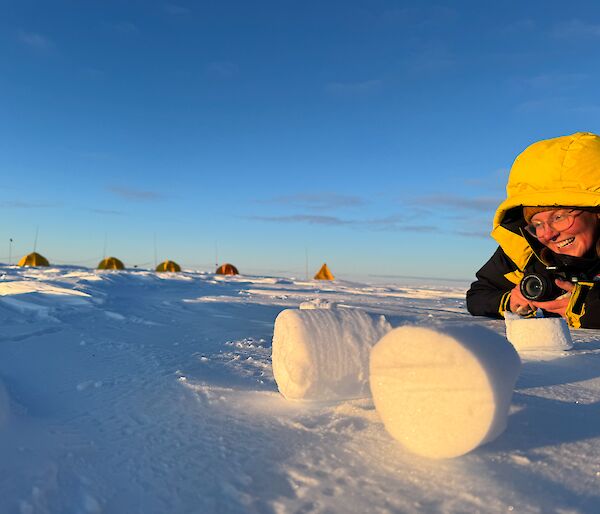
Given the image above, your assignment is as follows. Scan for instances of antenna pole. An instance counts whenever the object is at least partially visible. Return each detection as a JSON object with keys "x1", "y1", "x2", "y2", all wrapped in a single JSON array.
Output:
[
  {"x1": 305, "y1": 246, "x2": 308, "y2": 281},
  {"x1": 153, "y1": 232, "x2": 158, "y2": 268},
  {"x1": 8, "y1": 238, "x2": 13, "y2": 265},
  {"x1": 33, "y1": 226, "x2": 39, "y2": 252}
]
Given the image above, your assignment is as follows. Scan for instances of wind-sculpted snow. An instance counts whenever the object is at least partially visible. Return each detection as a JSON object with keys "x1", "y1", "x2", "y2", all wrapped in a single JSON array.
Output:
[
  {"x1": 370, "y1": 325, "x2": 521, "y2": 459},
  {"x1": 1, "y1": 264, "x2": 600, "y2": 513},
  {"x1": 272, "y1": 308, "x2": 391, "y2": 400},
  {"x1": 505, "y1": 314, "x2": 574, "y2": 352}
]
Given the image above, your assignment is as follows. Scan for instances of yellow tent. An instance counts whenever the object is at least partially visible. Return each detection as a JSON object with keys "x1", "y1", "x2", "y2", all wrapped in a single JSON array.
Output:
[
  {"x1": 314, "y1": 263, "x2": 334, "y2": 280},
  {"x1": 98, "y1": 257, "x2": 125, "y2": 270},
  {"x1": 156, "y1": 260, "x2": 181, "y2": 272},
  {"x1": 216, "y1": 263, "x2": 239, "y2": 275},
  {"x1": 18, "y1": 252, "x2": 50, "y2": 267}
]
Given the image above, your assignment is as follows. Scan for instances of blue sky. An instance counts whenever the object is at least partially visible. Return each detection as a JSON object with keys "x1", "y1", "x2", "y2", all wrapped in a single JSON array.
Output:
[{"x1": 2, "y1": 1, "x2": 600, "y2": 280}]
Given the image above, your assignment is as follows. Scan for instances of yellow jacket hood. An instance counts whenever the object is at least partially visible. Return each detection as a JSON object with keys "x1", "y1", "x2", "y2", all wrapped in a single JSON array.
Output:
[{"x1": 491, "y1": 132, "x2": 600, "y2": 268}]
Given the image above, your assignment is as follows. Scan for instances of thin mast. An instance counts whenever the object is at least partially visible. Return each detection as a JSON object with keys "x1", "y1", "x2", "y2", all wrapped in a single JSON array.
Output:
[
  {"x1": 153, "y1": 233, "x2": 158, "y2": 268},
  {"x1": 33, "y1": 226, "x2": 39, "y2": 252},
  {"x1": 305, "y1": 246, "x2": 308, "y2": 281},
  {"x1": 103, "y1": 233, "x2": 108, "y2": 259}
]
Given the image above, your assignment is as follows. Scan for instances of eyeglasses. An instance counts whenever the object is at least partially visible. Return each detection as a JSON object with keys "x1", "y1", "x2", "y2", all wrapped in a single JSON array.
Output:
[{"x1": 524, "y1": 209, "x2": 583, "y2": 238}]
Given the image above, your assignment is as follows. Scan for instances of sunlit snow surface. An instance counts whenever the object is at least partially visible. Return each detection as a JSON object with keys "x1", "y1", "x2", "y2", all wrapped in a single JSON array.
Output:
[{"x1": 1, "y1": 265, "x2": 600, "y2": 513}]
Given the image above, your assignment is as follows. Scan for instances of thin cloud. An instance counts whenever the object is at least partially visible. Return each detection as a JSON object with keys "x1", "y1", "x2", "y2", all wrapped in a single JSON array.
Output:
[
  {"x1": 248, "y1": 213, "x2": 435, "y2": 232},
  {"x1": 205, "y1": 62, "x2": 239, "y2": 79},
  {"x1": 379, "y1": 7, "x2": 418, "y2": 23},
  {"x1": 464, "y1": 168, "x2": 509, "y2": 191},
  {"x1": 326, "y1": 79, "x2": 382, "y2": 96},
  {"x1": 81, "y1": 150, "x2": 112, "y2": 160},
  {"x1": 82, "y1": 68, "x2": 106, "y2": 79},
  {"x1": 368, "y1": 272, "x2": 468, "y2": 282},
  {"x1": 380, "y1": 6, "x2": 458, "y2": 28},
  {"x1": 566, "y1": 104, "x2": 600, "y2": 115},
  {"x1": 416, "y1": 194, "x2": 501, "y2": 212},
  {"x1": 88, "y1": 208, "x2": 126, "y2": 216},
  {"x1": 514, "y1": 97, "x2": 558, "y2": 113},
  {"x1": 164, "y1": 3, "x2": 192, "y2": 15},
  {"x1": 454, "y1": 230, "x2": 490, "y2": 239},
  {"x1": 511, "y1": 73, "x2": 587, "y2": 91},
  {"x1": 265, "y1": 193, "x2": 366, "y2": 210},
  {"x1": 107, "y1": 186, "x2": 166, "y2": 201},
  {"x1": 363, "y1": 214, "x2": 420, "y2": 231},
  {"x1": 250, "y1": 215, "x2": 351, "y2": 226},
  {"x1": 106, "y1": 21, "x2": 140, "y2": 35},
  {"x1": 18, "y1": 31, "x2": 55, "y2": 52},
  {"x1": 374, "y1": 223, "x2": 436, "y2": 233},
  {"x1": 407, "y1": 45, "x2": 455, "y2": 75},
  {"x1": 1, "y1": 200, "x2": 58, "y2": 208},
  {"x1": 498, "y1": 19, "x2": 536, "y2": 35},
  {"x1": 515, "y1": 97, "x2": 600, "y2": 115},
  {"x1": 553, "y1": 19, "x2": 600, "y2": 39},
  {"x1": 437, "y1": 212, "x2": 471, "y2": 222}
]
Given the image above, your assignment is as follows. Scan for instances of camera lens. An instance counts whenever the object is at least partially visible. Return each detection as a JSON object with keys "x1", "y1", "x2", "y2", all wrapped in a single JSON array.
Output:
[
  {"x1": 522, "y1": 275, "x2": 543, "y2": 299},
  {"x1": 520, "y1": 273, "x2": 555, "y2": 301}
]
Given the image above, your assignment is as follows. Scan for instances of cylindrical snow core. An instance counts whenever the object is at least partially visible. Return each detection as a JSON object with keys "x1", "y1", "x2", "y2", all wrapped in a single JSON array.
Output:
[
  {"x1": 272, "y1": 308, "x2": 391, "y2": 401},
  {"x1": 369, "y1": 324, "x2": 521, "y2": 459},
  {"x1": 504, "y1": 314, "x2": 573, "y2": 352}
]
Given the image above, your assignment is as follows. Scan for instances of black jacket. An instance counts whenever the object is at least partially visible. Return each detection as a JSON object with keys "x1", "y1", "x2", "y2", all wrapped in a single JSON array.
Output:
[
  {"x1": 467, "y1": 221, "x2": 600, "y2": 329},
  {"x1": 476, "y1": 132, "x2": 600, "y2": 328}
]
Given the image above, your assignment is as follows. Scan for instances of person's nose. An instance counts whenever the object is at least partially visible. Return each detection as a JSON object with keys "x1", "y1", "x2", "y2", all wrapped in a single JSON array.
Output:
[{"x1": 539, "y1": 223, "x2": 560, "y2": 240}]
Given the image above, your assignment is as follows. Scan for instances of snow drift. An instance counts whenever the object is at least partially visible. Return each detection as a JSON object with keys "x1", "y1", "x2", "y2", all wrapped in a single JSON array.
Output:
[
  {"x1": 370, "y1": 324, "x2": 521, "y2": 459},
  {"x1": 3, "y1": 264, "x2": 600, "y2": 513},
  {"x1": 504, "y1": 313, "x2": 573, "y2": 352},
  {"x1": 272, "y1": 307, "x2": 391, "y2": 400}
]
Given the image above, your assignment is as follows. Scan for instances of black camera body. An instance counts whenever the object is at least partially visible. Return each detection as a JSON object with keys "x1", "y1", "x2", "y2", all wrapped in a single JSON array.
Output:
[
  {"x1": 520, "y1": 257, "x2": 600, "y2": 301},
  {"x1": 519, "y1": 266, "x2": 575, "y2": 301}
]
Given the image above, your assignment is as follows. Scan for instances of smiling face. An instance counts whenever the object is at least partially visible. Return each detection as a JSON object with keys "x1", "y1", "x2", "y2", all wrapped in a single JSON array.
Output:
[{"x1": 531, "y1": 209, "x2": 600, "y2": 257}]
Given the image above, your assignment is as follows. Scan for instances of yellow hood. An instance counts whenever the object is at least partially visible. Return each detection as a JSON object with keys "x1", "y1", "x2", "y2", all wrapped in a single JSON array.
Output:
[{"x1": 491, "y1": 132, "x2": 600, "y2": 268}]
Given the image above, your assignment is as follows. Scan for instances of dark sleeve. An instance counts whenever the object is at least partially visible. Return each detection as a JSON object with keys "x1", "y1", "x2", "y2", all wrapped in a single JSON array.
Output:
[
  {"x1": 466, "y1": 246, "x2": 520, "y2": 319},
  {"x1": 567, "y1": 282, "x2": 600, "y2": 328}
]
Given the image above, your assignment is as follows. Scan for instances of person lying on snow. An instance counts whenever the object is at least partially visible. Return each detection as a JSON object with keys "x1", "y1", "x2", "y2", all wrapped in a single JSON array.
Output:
[{"x1": 467, "y1": 132, "x2": 600, "y2": 329}]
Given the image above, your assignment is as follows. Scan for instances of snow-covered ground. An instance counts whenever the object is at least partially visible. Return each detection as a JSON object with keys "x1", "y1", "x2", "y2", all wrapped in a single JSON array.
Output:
[{"x1": 1, "y1": 265, "x2": 600, "y2": 514}]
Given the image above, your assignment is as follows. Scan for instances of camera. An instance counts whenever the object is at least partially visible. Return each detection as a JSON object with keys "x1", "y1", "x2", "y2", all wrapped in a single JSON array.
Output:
[
  {"x1": 519, "y1": 270, "x2": 565, "y2": 301},
  {"x1": 520, "y1": 264, "x2": 591, "y2": 301}
]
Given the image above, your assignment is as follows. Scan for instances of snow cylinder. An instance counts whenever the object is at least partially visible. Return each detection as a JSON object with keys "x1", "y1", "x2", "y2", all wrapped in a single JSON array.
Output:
[
  {"x1": 272, "y1": 308, "x2": 391, "y2": 401},
  {"x1": 504, "y1": 314, "x2": 573, "y2": 352},
  {"x1": 0, "y1": 377, "x2": 9, "y2": 428},
  {"x1": 370, "y1": 324, "x2": 521, "y2": 459}
]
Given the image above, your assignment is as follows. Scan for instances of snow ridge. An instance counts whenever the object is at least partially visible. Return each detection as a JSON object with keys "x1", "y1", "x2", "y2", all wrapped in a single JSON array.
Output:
[{"x1": 1, "y1": 265, "x2": 600, "y2": 513}]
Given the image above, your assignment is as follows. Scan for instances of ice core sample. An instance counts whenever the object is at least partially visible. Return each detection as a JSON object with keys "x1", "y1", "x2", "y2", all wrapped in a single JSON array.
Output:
[
  {"x1": 273, "y1": 308, "x2": 391, "y2": 401},
  {"x1": 370, "y1": 324, "x2": 521, "y2": 459}
]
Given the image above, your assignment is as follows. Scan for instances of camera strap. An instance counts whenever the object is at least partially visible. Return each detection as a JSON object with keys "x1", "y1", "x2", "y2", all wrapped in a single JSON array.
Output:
[{"x1": 566, "y1": 282, "x2": 595, "y2": 328}]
